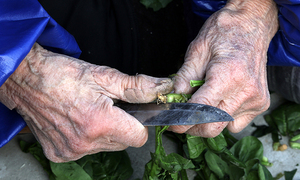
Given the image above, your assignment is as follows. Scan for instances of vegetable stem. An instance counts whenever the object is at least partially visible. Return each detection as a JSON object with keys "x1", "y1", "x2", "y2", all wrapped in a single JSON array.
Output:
[
  {"x1": 290, "y1": 134, "x2": 300, "y2": 142},
  {"x1": 290, "y1": 142, "x2": 300, "y2": 149},
  {"x1": 190, "y1": 80, "x2": 205, "y2": 87}
]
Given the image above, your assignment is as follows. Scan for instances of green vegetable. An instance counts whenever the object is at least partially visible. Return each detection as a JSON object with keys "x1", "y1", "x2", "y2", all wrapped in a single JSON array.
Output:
[
  {"x1": 190, "y1": 80, "x2": 205, "y2": 87},
  {"x1": 252, "y1": 101, "x2": 300, "y2": 152},
  {"x1": 205, "y1": 150, "x2": 229, "y2": 179},
  {"x1": 143, "y1": 126, "x2": 195, "y2": 180},
  {"x1": 265, "y1": 102, "x2": 300, "y2": 136},
  {"x1": 50, "y1": 161, "x2": 92, "y2": 180},
  {"x1": 284, "y1": 169, "x2": 298, "y2": 180},
  {"x1": 166, "y1": 93, "x2": 192, "y2": 103},
  {"x1": 290, "y1": 133, "x2": 300, "y2": 142},
  {"x1": 260, "y1": 157, "x2": 273, "y2": 167},
  {"x1": 19, "y1": 140, "x2": 133, "y2": 180},
  {"x1": 290, "y1": 142, "x2": 300, "y2": 149}
]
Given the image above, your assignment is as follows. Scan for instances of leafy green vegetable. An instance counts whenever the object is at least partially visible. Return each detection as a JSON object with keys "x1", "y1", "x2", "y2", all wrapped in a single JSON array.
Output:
[
  {"x1": 230, "y1": 136, "x2": 263, "y2": 163},
  {"x1": 143, "y1": 126, "x2": 195, "y2": 180},
  {"x1": 19, "y1": 140, "x2": 133, "y2": 180},
  {"x1": 140, "y1": 0, "x2": 173, "y2": 11},
  {"x1": 284, "y1": 169, "x2": 297, "y2": 180},
  {"x1": 205, "y1": 150, "x2": 229, "y2": 179},
  {"x1": 264, "y1": 102, "x2": 300, "y2": 136},
  {"x1": 186, "y1": 135, "x2": 206, "y2": 159},
  {"x1": 50, "y1": 161, "x2": 92, "y2": 180},
  {"x1": 252, "y1": 101, "x2": 300, "y2": 153}
]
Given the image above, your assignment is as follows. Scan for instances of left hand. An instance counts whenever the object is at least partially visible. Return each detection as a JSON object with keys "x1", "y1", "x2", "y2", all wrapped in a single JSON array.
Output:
[{"x1": 169, "y1": 0, "x2": 279, "y2": 137}]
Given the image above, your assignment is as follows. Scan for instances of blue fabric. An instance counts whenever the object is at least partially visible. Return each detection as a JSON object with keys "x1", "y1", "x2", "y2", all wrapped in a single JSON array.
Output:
[
  {"x1": 268, "y1": 0, "x2": 300, "y2": 66},
  {"x1": 0, "y1": 0, "x2": 81, "y2": 147},
  {"x1": 191, "y1": 0, "x2": 226, "y2": 19},
  {"x1": 191, "y1": 0, "x2": 300, "y2": 66}
]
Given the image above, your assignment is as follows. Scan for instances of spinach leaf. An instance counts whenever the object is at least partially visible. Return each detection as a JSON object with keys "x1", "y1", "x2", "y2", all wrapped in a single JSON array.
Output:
[
  {"x1": 284, "y1": 169, "x2": 297, "y2": 180},
  {"x1": 258, "y1": 164, "x2": 273, "y2": 180},
  {"x1": 205, "y1": 150, "x2": 229, "y2": 179},
  {"x1": 19, "y1": 140, "x2": 55, "y2": 179},
  {"x1": 265, "y1": 102, "x2": 300, "y2": 136},
  {"x1": 50, "y1": 161, "x2": 92, "y2": 180},
  {"x1": 186, "y1": 135, "x2": 206, "y2": 159},
  {"x1": 78, "y1": 151, "x2": 133, "y2": 180},
  {"x1": 143, "y1": 126, "x2": 195, "y2": 179},
  {"x1": 19, "y1": 140, "x2": 133, "y2": 180},
  {"x1": 202, "y1": 133, "x2": 227, "y2": 153},
  {"x1": 251, "y1": 124, "x2": 276, "y2": 138},
  {"x1": 230, "y1": 136, "x2": 263, "y2": 162}
]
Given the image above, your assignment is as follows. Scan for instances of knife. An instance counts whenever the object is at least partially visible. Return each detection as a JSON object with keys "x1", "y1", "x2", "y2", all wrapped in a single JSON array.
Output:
[{"x1": 114, "y1": 103, "x2": 234, "y2": 126}]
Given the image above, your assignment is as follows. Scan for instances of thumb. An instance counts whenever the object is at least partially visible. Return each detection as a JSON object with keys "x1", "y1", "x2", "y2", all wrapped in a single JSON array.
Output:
[
  {"x1": 92, "y1": 66, "x2": 174, "y2": 103},
  {"x1": 123, "y1": 74, "x2": 174, "y2": 103}
]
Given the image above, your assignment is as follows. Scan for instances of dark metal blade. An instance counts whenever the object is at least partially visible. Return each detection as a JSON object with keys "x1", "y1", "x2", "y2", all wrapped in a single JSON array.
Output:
[{"x1": 114, "y1": 103, "x2": 234, "y2": 126}]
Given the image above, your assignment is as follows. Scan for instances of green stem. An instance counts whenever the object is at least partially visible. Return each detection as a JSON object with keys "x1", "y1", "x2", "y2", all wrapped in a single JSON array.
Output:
[
  {"x1": 290, "y1": 142, "x2": 300, "y2": 149},
  {"x1": 180, "y1": 169, "x2": 189, "y2": 180},
  {"x1": 290, "y1": 134, "x2": 300, "y2": 142},
  {"x1": 166, "y1": 93, "x2": 192, "y2": 103},
  {"x1": 190, "y1": 80, "x2": 205, "y2": 87}
]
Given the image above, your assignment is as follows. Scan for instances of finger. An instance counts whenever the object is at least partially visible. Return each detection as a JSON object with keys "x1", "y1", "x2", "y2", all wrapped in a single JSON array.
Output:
[
  {"x1": 187, "y1": 121, "x2": 229, "y2": 138},
  {"x1": 168, "y1": 125, "x2": 193, "y2": 134},
  {"x1": 92, "y1": 67, "x2": 174, "y2": 103},
  {"x1": 174, "y1": 41, "x2": 209, "y2": 94},
  {"x1": 81, "y1": 97, "x2": 149, "y2": 148},
  {"x1": 169, "y1": 76, "x2": 234, "y2": 136},
  {"x1": 123, "y1": 75, "x2": 174, "y2": 103},
  {"x1": 227, "y1": 113, "x2": 258, "y2": 133},
  {"x1": 94, "y1": 106, "x2": 148, "y2": 150}
]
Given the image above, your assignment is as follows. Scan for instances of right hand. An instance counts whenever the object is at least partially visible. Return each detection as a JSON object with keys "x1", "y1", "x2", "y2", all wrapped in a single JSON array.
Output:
[
  {"x1": 0, "y1": 43, "x2": 173, "y2": 162},
  {"x1": 169, "y1": 0, "x2": 278, "y2": 137}
]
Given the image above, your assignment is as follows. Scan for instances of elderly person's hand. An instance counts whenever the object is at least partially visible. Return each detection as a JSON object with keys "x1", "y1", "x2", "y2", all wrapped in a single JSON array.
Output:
[
  {"x1": 0, "y1": 43, "x2": 173, "y2": 162},
  {"x1": 169, "y1": 0, "x2": 278, "y2": 137}
]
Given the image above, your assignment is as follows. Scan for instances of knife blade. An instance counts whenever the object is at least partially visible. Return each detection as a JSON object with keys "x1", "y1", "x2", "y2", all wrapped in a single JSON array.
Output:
[{"x1": 114, "y1": 103, "x2": 234, "y2": 126}]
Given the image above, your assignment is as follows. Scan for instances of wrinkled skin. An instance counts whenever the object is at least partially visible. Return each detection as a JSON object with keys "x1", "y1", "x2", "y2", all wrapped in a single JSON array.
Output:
[
  {"x1": 169, "y1": 0, "x2": 279, "y2": 137},
  {"x1": 0, "y1": 43, "x2": 173, "y2": 162}
]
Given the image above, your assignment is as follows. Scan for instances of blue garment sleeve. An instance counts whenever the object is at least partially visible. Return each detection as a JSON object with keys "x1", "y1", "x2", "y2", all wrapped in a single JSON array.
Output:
[
  {"x1": 0, "y1": 0, "x2": 81, "y2": 147},
  {"x1": 268, "y1": 0, "x2": 300, "y2": 66},
  {"x1": 190, "y1": 0, "x2": 300, "y2": 66}
]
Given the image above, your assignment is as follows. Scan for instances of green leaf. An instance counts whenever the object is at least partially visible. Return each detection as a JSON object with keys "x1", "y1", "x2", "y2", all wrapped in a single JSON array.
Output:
[
  {"x1": 19, "y1": 140, "x2": 53, "y2": 177},
  {"x1": 50, "y1": 161, "x2": 92, "y2": 180},
  {"x1": 245, "y1": 159, "x2": 260, "y2": 175},
  {"x1": 251, "y1": 124, "x2": 275, "y2": 138},
  {"x1": 228, "y1": 164, "x2": 245, "y2": 179},
  {"x1": 160, "y1": 153, "x2": 195, "y2": 172},
  {"x1": 140, "y1": 0, "x2": 173, "y2": 11},
  {"x1": 266, "y1": 102, "x2": 300, "y2": 136},
  {"x1": 204, "y1": 150, "x2": 229, "y2": 179},
  {"x1": 258, "y1": 164, "x2": 273, "y2": 180},
  {"x1": 20, "y1": 140, "x2": 133, "y2": 180},
  {"x1": 85, "y1": 151, "x2": 133, "y2": 180},
  {"x1": 186, "y1": 135, "x2": 206, "y2": 159},
  {"x1": 284, "y1": 169, "x2": 297, "y2": 180},
  {"x1": 246, "y1": 171, "x2": 259, "y2": 180},
  {"x1": 203, "y1": 133, "x2": 227, "y2": 153},
  {"x1": 230, "y1": 136, "x2": 263, "y2": 163},
  {"x1": 220, "y1": 149, "x2": 246, "y2": 168}
]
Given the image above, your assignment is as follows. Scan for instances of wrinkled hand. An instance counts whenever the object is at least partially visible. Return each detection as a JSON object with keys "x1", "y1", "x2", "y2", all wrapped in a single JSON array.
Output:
[
  {"x1": 0, "y1": 43, "x2": 173, "y2": 162},
  {"x1": 169, "y1": 0, "x2": 278, "y2": 137}
]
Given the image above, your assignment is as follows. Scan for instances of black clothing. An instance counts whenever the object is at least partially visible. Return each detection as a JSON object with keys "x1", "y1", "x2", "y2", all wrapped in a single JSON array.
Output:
[{"x1": 38, "y1": 0, "x2": 187, "y2": 76}]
